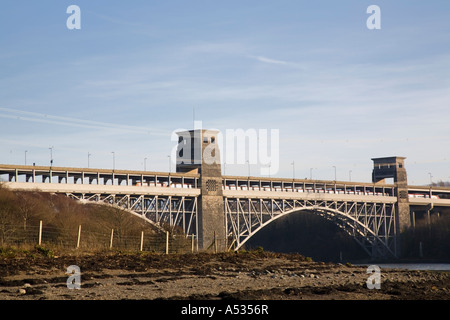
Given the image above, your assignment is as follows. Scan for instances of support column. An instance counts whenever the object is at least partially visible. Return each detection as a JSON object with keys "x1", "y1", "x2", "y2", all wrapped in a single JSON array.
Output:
[
  {"x1": 372, "y1": 156, "x2": 410, "y2": 258},
  {"x1": 176, "y1": 129, "x2": 226, "y2": 251}
]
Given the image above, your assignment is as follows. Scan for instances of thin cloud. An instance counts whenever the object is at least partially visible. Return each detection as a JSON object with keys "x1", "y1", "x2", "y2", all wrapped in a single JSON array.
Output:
[
  {"x1": 0, "y1": 107, "x2": 168, "y2": 136},
  {"x1": 250, "y1": 55, "x2": 289, "y2": 65}
]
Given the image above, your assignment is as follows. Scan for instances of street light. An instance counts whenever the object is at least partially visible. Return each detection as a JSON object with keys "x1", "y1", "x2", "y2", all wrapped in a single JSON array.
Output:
[
  {"x1": 291, "y1": 161, "x2": 295, "y2": 180},
  {"x1": 25, "y1": 150, "x2": 28, "y2": 166},
  {"x1": 428, "y1": 172, "x2": 433, "y2": 186},
  {"x1": 349, "y1": 170, "x2": 352, "y2": 182},
  {"x1": 310, "y1": 168, "x2": 317, "y2": 180},
  {"x1": 111, "y1": 152, "x2": 115, "y2": 170},
  {"x1": 49, "y1": 147, "x2": 54, "y2": 167},
  {"x1": 332, "y1": 166, "x2": 337, "y2": 181},
  {"x1": 246, "y1": 160, "x2": 250, "y2": 177},
  {"x1": 88, "y1": 152, "x2": 91, "y2": 168}
]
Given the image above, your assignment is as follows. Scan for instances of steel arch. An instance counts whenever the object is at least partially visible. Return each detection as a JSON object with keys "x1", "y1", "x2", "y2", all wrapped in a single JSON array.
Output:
[{"x1": 225, "y1": 197, "x2": 397, "y2": 259}]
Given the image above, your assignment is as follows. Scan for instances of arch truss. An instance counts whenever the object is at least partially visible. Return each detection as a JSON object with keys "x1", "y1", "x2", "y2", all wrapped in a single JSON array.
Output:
[
  {"x1": 225, "y1": 197, "x2": 398, "y2": 259},
  {"x1": 67, "y1": 192, "x2": 199, "y2": 237}
]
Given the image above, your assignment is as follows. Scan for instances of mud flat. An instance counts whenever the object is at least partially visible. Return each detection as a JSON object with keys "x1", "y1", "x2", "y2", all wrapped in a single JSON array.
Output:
[{"x1": 0, "y1": 251, "x2": 449, "y2": 301}]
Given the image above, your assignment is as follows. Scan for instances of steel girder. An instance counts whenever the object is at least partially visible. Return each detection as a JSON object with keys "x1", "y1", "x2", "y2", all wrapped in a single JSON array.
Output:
[
  {"x1": 225, "y1": 197, "x2": 397, "y2": 259},
  {"x1": 66, "y1": 192, "x2": 199, "y2": 238}
]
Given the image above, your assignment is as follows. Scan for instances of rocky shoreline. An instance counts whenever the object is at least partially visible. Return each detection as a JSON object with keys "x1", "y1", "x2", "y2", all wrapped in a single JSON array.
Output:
[{"x1": 0, "y1": 251, "x2": 449, "y2": 300}]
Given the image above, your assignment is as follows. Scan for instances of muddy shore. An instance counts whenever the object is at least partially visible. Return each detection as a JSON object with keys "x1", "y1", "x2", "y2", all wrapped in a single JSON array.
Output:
[{"x1": 0, "y1": 251, "x2": 449, "y2": 301}]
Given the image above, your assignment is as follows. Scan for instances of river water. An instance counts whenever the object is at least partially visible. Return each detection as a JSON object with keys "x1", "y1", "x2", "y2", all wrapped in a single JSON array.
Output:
[{"x1": 356, "y1": 263, "x2": 450, "y2": 271}]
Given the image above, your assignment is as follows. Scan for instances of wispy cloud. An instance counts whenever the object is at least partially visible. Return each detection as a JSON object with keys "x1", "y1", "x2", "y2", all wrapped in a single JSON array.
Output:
[
  {"x1": 250, "y1": 55, "x2": 289, "y2": 65},
  {"x1": 0, "y1": 107, "x2": 168, "y2": 136}
]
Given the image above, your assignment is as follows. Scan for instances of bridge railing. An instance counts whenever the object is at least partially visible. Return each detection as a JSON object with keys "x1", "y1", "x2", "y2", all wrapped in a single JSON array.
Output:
[
  {"x1": 0, "y1": 164, "x2": 201, "y2": 188},
  {"x1": 222, "y1": 178, "x2": 396, "y2": 197}
]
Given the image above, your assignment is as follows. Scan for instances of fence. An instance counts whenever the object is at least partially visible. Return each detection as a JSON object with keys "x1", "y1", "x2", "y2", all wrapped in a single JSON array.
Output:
[{"x1": 0, "y1": 221, "x2": 196, "y2": 254}]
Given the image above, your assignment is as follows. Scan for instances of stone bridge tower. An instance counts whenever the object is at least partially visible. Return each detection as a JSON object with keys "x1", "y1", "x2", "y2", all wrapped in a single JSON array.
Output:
[
  {"x1": 372, "y1": 156, "x2": 410, "y2": 255},
  {"x1": 176, "y1": 129, "x2": 225, "y2": 251}
]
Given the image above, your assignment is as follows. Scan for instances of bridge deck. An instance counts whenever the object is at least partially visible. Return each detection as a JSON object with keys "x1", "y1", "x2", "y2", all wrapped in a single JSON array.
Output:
[
  {"x1": 0, "y1": 164, "x2": 199, "y2": 188},
  {"x1": 4, "y1": 181, "x2": 201, "y2": 197},
  {"x1": 222, "y1": 189, "x2": 398, "y2": 203},
  {"x1": 2, "y1": 164, "x2": 450, "y2": 206}
]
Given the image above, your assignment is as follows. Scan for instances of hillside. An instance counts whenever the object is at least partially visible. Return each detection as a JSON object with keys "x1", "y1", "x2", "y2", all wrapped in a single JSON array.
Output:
[{"x1": 0, "y1": 183, "x2": 169, "y2": 252}]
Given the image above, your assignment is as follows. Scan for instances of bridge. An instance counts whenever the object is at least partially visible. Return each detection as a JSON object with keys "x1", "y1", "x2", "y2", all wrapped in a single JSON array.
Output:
[{"x1": 2, "y1": 129, "x2": 450, "y2": 259}]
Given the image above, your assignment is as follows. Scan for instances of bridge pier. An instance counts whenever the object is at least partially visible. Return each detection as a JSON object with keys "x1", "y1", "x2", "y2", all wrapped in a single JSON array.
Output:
[
  {"x1": 372, "y1": 156, "x2": 410, "y2": 257},
  {"x1": 176, "y1": 129, "x2": 226, "y2": 251}
]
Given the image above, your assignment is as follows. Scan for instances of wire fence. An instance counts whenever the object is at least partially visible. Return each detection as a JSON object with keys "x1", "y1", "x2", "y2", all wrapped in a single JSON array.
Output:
[{"x1": 0, "y1": 221, "x2": 197, "y2": 254}]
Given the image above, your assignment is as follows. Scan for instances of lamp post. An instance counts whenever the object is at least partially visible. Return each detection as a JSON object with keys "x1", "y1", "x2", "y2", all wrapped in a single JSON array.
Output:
[
  {"x1": 25, "y1": 150, "x2": 28, "y2": 166},
  {"x1": 88, "y1": 152, "x2": 91, "y2": 168},
  {"x1": 144, "y1": 157, "x2": 147, "y2": 171},
  {"x1": 49, "y1": 147, "x2": 54, "y2": 167},
  {"x1": 333, "y1": 166, "x2": 337, "y2": 181},
  {"x1": 291, "y1": 161, "x2": 295, "y2": 180},
  {"x1": 310, "y1": 168, "x2": 316, "y2": 180},
  {"x1": 246, "y1": 160, "x2": 250, "y2": 177},
  {"x1": 111, "y1": 152, "x2": 115, "y2": 170}
]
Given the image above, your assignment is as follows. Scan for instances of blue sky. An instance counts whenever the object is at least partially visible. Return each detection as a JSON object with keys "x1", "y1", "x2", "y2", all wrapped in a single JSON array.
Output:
[{"x1": 1, "y1": 1, "x2": 449, "y2": 185}]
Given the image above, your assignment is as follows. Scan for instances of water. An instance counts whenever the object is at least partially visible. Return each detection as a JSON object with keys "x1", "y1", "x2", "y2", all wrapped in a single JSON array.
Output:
[{"x1": 356, "y1": 263, "x2": 450, "y2": 271}]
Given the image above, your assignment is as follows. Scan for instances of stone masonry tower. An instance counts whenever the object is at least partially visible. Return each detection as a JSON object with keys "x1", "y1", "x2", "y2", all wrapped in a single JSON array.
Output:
[
  {"x1": 372, "y1": 156, "x2": 410, "y2": 256},
  {"x1": 176, "y1": 129, "x2": 225, "y2": 251}
]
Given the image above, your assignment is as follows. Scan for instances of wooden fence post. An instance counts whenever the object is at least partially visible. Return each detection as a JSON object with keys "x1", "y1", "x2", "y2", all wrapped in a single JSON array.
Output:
[
  {"x1": 76, "y1": 225, "x2": 82, "y2": 248},
  {"x1": 38, "y1": 220, "x2": 43, "y2": 246},
  {"x1": 165, "y1": 231, "x2": 169, "y2": 254},
  {"x1": 110, "y1": 229, "x2": 114, "y2": 249}
]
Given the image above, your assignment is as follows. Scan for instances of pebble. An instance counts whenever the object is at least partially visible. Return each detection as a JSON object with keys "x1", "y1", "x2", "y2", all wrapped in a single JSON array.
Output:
[{"x1": 17, "y1": 288, "x2": 27, "y2": 295}]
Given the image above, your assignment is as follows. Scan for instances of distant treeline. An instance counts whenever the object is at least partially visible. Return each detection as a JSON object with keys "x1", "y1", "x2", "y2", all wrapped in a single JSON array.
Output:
[
  {"x1": 402, "y1": 208, "x2": 450, "y2": 260},
  {"x1": 430, "y1": 180, "x2": 450, "y2": 187}
]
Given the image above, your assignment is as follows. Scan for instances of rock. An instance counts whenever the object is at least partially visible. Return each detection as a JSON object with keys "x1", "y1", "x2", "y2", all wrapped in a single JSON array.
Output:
[{"x1": 18, "y1": 288, "x2": 27, "y2": 295}]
